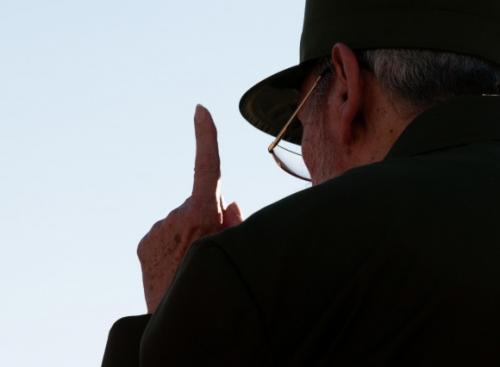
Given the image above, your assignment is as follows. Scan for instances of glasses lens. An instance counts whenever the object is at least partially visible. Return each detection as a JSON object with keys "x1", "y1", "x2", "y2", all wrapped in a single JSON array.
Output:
[{"x1": 271, "y1": 141, "x2": 311, "y2": 181}]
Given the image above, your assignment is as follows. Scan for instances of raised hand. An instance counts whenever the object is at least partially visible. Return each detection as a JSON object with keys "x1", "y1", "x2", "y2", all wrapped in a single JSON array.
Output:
[{"x1": 137, "y1": 105, "x2": 243, "y2": 314}]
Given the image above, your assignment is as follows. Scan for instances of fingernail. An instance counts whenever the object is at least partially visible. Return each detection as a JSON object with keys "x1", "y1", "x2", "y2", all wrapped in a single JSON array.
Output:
[{"x1": 196, "y1": 103, "x2": 206, "y2": 114}]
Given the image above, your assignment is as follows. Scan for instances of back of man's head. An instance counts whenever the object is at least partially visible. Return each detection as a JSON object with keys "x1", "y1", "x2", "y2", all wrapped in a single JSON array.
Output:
[{"x1": 359, "y1": 49, "x2": 500, "y2": 113}]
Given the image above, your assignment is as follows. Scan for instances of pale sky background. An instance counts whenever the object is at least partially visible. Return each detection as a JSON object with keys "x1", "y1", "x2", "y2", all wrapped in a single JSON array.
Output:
[{"x1": 0, "y1": 1, "x2": 310, "y2": 366}]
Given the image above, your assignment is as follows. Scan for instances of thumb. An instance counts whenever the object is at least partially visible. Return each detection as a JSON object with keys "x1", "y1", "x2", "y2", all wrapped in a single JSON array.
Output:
[{"x1": 222, "y1": 202, "x2": 243, "y2": 228}]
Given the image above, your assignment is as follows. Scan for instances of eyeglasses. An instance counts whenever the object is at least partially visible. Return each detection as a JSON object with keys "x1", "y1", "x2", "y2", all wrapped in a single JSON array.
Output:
[{"x1": 268, "y1": 65, "x2": 331, "y2": 182}]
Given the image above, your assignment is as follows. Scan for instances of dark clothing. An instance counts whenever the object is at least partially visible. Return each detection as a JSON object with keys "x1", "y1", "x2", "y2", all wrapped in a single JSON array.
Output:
[{"x1": 102, "y1": 96, "x2": 500, "y2": 366}]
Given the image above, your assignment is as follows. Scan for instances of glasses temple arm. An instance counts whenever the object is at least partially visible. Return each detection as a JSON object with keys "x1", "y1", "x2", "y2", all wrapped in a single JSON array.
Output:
[{"x1": 268, "y1": 73, "x2": 324, "y2": 152}]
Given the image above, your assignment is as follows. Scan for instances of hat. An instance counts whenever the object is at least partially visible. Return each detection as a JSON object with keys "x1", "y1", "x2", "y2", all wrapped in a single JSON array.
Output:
[{"x1": 239, "y1": 0, "x2": 500, "y2": 145}]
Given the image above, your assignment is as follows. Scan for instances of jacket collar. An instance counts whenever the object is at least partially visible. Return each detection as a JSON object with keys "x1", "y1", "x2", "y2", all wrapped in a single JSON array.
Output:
[{"x1": 386, "y1": 96, "x2": 500, "y2": 159}]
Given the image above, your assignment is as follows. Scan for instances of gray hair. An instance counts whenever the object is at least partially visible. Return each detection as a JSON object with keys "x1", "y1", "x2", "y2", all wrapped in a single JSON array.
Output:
[
  {"x1": 359, "y1": 49, "x2": 500, "y2": 110},
  {"x1": 315, "y1": 49, "x2": 500, "y2": 112}
]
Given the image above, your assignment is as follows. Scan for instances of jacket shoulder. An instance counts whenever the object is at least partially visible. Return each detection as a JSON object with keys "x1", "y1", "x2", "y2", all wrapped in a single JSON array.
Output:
[{"x1": 217, "y1": 159, "x2": 411, "y2": 243}]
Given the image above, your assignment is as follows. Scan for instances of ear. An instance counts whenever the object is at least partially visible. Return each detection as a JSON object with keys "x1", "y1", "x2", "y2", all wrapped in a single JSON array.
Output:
[{"x1": 330, "y1": 43, "x2": 364, "y2": 145}]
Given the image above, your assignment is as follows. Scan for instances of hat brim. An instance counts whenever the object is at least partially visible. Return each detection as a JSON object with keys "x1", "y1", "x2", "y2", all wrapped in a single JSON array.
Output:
[{"x1": 239, "y1": 61, "x2": 315, "y2": 145}]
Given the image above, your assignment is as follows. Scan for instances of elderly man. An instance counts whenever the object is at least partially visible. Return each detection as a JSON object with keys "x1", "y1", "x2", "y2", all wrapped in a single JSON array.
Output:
[{"x1": 102, "y1": 0, "x2": 500, "y2": 366}]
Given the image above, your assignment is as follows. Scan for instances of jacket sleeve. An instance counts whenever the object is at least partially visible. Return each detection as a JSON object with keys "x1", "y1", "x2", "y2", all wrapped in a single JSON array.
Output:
[
  {"x1": 101, "y1": 314, "x2": 152, "y2": 367},
  {"x1": 138, "y1": 239, "x2": 273, "y2": 367}
]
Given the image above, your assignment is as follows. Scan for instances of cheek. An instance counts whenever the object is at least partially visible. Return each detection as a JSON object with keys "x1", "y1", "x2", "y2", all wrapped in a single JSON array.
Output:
[
  {"x1": 301, "y1": 112, "x2": 339, "y2": 184},
  {"x1": 301, "y1": 130, "x2": 313, "y2": 172},
  {"x1": 300, "y1": 122, "x2": 320, "y2": 175}
]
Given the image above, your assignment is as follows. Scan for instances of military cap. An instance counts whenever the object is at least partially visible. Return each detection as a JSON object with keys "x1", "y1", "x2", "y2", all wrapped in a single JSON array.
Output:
[{"x1": 239, "y1": 0, "x2": 500, "y2": 144}]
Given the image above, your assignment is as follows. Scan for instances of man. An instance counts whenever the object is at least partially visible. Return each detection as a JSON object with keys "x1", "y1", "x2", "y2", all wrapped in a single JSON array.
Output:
[{"x1": 102, "y1": 0, "x2": 500, "y2": 366}]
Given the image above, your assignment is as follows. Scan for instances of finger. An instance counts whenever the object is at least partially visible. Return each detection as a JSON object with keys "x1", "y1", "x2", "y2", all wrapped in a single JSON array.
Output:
[
  {"x1": 219, "y1": 194, "x2": 226, "y2": 213},
  {"x1": 192, "y1": 104, "x2": 221, "y2": 199},
  {"x1": 222, "y1": 202, "x2": 244, "y2": 229}
]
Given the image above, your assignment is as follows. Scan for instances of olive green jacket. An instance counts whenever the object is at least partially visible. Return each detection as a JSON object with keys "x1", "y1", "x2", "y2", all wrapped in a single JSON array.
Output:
[{"x1": 102, "y1": 96, "x2": 500, "y2": 366}]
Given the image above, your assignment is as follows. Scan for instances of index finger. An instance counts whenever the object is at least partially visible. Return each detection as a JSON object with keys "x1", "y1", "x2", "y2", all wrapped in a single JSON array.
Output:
[{"x1": 192, "y1": 104, "x2": 221, "y2": 199}]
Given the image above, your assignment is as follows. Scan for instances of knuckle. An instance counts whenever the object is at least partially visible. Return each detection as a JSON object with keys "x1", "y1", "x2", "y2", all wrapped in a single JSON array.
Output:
[
  {"x1": 163, "y1": 213, "x2": 175, "y2": 225},
  {"x1": 151, "y1": 219, "x2": 164, "y2": 232},
  {"x1": 167, "y1": 202, "x2": 189, "y2": 220},
  {"x1": 168, "y1": 207, "x2": 180, "y2": 217}
]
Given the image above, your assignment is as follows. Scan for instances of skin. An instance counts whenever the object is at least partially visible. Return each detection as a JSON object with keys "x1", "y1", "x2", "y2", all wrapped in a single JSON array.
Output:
[
  {"x1": 137, "y1": 105, "x2": 243, "y2": 314},
  {"x1": 300, "y1": 43, "x2": 419, "y2": 185},
  {"x1": 138, "y1": 43, "x2": 419, "y2": 313}
]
